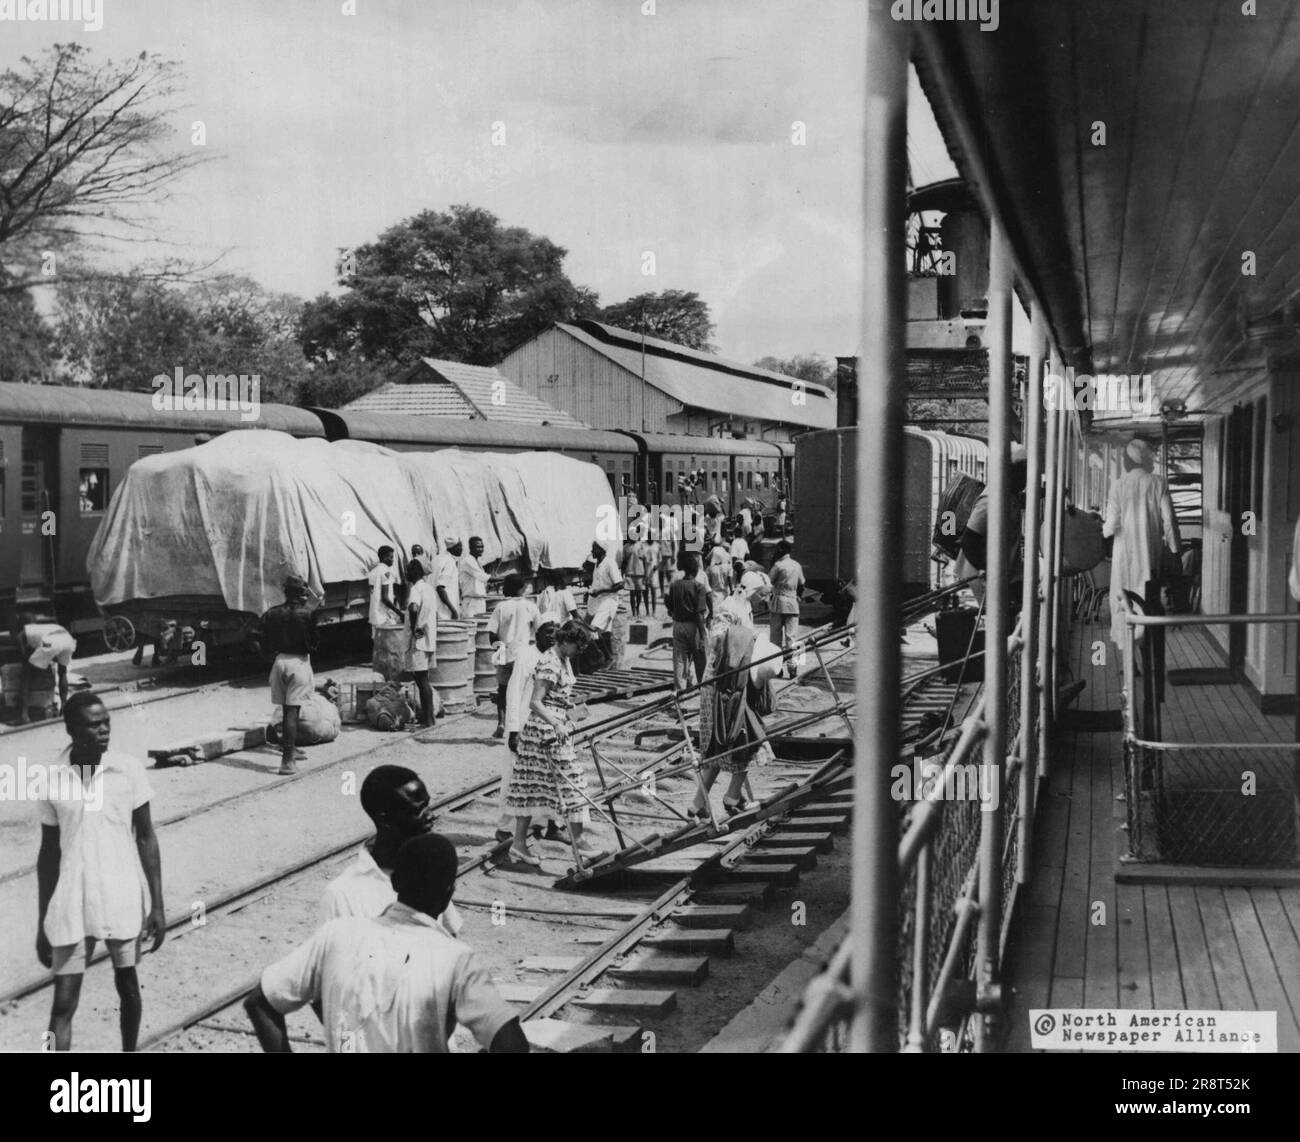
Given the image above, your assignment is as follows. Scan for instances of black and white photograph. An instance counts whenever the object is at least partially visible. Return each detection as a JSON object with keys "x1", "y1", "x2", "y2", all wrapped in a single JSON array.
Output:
[{"x1": 0, "y1": 0, "x2": 1297, "y2": 1111}]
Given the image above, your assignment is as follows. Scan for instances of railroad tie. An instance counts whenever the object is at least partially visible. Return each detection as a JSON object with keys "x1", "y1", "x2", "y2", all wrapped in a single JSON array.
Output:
[
  {"x1": 791, "y1": 801, "x2": 854, "y2": 817},
  {"x1": 724, "y1": 860, "x2": 801, "y2": 886},
  {"x1": 778, "y1": 815, "x2": 849, "y2": 836},
  {"x1": 670, "y1": 903, "x2": 753, "y2": 930},
  {"x1": 523, "y1": 1019, "x2": 621, "y2": 1054},
  {"x1": 572, "y1": 989, "x2": 677, "y2": 1017},
  {"x1": 692, "y1": 882, "x2": 773, "y2": 906},
  {"x1": 764, "y1": 829, "x2": 834, "y2": 853},
  {"x1": 744, "y1": 845, "x2": 818, "y2": 871},
  {"x1": 609, "y1": 953, "x2": 709, "y2": 985},
  {"x1": 523, "y1": 1020, "x2": 648, "y2": 1054},
  {"x1": 640, "y1": 927, "x2": 734, "y2": 956}
]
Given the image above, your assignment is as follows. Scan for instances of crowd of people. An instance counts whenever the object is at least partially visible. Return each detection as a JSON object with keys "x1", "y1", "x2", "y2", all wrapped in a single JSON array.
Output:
[{"x1": 24, "y1": 503, "x2": 808, "y2": 1055}]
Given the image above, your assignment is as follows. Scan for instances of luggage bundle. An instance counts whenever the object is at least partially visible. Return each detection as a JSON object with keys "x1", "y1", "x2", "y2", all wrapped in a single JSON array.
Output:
[{"x1": 932, "y1": 474, "x2": 985, "y2": 560}]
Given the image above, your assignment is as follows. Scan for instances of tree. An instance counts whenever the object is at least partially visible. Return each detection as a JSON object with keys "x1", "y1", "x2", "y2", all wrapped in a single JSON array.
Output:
[
  {"x1": 55, "y1": 272, "x2": 312, "y2": 401},
  {"x1": 0, "y1": 44, "x2": 207, "y2": 291},
  {"x1": 596, "y1": 290, "x2": 715, "y2": 351},
  {"x1": 753, "y1": 353, "x2": 835, "y2": 387},
  {"x1": 0, "y1": 277, "x2": 56, "y2": 382},
  {"x1": 296, "y1": 204, "x2": 598, "y2": 367}
]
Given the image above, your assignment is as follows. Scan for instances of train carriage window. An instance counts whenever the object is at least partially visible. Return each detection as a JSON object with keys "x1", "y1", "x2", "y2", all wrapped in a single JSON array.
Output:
[
  {"x1": 21, "y1": 444, "x2": 39, "y2": 514},
  {"x1": 79, "y1": 469, "x2": 110, "y2": 514},
  {"x1": 138, "y1": 444, "x2": 164, "y2": 459}
]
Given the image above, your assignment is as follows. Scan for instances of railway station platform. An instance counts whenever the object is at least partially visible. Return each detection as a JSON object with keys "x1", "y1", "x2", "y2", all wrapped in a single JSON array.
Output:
[{"x1": 1003, "y1": 615, "x2": 1300, "y2": 1052}]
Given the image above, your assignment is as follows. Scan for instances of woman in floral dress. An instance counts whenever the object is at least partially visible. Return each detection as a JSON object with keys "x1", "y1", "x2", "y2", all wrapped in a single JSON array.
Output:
[{"x1": 504, "y1": 620, "x2": 595, "y2": 865}]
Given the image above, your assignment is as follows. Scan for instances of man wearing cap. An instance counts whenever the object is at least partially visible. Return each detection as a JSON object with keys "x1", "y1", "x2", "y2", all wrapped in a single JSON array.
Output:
[
  {"x1": 260, "y1": 576, "x2": 319, "y2": 775},
  {"x1": 458, "y1": 536, "x2": 490, "y2": 620},
  {"x1": 368, "y1": 546, "x2": 406, "y2": 682},
  {"x1": 9, "y1": 612, "x2": 76, "y2": 724},
  {"x1": 1104, "y1": 438, "x2": 1181, "y2": 703},
  {"x1": 432, "y1": 539, "x2": 462, "y2": 623},
  {"x1": 244, "y1": 833, "x2": 526, "y2": 1053},
  {"x1": 586, "y1": 540, "x2": 624, "y2": 632}
]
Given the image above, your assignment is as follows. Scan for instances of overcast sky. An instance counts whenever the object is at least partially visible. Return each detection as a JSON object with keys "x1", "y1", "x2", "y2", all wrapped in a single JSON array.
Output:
[{"x1": 4, "y1": 0, "x2": 968, "y2": 364}]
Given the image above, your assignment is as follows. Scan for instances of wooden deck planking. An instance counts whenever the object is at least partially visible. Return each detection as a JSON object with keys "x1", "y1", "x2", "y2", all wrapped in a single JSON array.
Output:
[
  {"x1": 1084, "y1": 722, "x2": 1119, "y2": 1009},
  {"x1": 1142, "y1": 888, "x2": 1185, "y2": 1009},
  {"x1": 1221, "y1": 888, "x2": 1300, "y2": 1051},
  {"x1": 1254, "y1": 891, "x2": 1300, "y2": 1037},
  {"x1": 1193, "y1": 886, "x2": 1256, "y2": 1011},
  {"x1": 1115, "y1": 882, "x2": 1152, "y2": 1009},
  {"x1": 1165, "y1": 886, "x2": 1220, "y2": 1009},
  {"x1": 1002, "y1": 617, "x2": 1298, "y2": 1050}
]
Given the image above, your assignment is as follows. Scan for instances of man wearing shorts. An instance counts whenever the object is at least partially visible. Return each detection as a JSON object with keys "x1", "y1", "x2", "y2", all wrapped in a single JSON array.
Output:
[
  {"x1": 10, "y1": 612, "x2": 76, "y2": 724},
  {"x1": 405, "y1": 562, "x2": 439, "y2": 728},
  {"x1": 262, "y1": 574, "x2": 319, "y2": 775},
  {"x1": 36, "y1": 693, "x2": 165, "y2": 1051}
]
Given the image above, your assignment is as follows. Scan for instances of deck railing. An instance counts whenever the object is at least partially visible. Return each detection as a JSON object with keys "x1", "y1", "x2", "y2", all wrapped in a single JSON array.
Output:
[
  {"x1": 782, "y1": 615, "x2": 1037, "y2": 1052},
  {"x1": 1119, "y1": 608, "x2": 1300, "y2": 868}
]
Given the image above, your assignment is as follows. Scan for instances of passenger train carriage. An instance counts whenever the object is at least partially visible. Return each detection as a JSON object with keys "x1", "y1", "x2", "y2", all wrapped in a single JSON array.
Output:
[
  {"x1": 794, "y1": 424, "x2": 988, "y2": 602},
  {"x1": 0, "y1": 383, "x2": 793, "y2": 641}
]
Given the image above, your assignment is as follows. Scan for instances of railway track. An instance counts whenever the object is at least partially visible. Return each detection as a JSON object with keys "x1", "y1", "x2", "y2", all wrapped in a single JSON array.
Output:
[{"x1": 0, "y1": 621, "x2": 980, "y2": 1054}]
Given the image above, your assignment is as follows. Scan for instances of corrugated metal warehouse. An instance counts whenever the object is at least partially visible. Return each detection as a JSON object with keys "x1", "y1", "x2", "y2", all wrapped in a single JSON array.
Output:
[{"x1": 497, "y1": 319, "x2": 836, "y2": 441}]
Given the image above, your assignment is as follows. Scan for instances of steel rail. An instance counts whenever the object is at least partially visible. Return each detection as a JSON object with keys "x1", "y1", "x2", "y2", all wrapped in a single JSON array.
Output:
[
  {"x1": 0, "y1": 771, "x2": 501, "y2": 1010},
  {"x1": 518, "y1": 753, "x2": 849, "y2": 1024}
]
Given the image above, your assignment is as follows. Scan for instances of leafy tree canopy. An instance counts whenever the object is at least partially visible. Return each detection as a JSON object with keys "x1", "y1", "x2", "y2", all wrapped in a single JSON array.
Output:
[
  {"x1": 596, "y1": 290, "x2": 715, "y2": 352},
  {"x1": 297, "y1": 204, "x2": 597, "y2": 366}
]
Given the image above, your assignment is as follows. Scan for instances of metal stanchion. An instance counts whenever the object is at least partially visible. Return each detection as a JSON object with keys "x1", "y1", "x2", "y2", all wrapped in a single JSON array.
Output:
[
  {"x1": 974, "y1": 216, "x2": 1013, "y2": 1052},
  {"x1": 851, "y1": 0, "x2": 908, "y2": 1053},
  {"x1": 1017, "y1": 311, "x2": 1047, "y2": 883}
]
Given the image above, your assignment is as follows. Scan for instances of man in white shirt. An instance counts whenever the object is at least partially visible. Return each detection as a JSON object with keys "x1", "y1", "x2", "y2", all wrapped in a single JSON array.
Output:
[
  {"x1": 404, "y1": 563, "x2": 439, "y2": 728},
  {"x1": 729, "y1": 531, "x2": 750, "y2": 563},
  {"x1": 458, "y1": 536, "x2": 490, "y2": 619},
  {"x1": 321, "y1": 765, "x2": 462, "y2": 936},
  {"x1": 587, "y1": 541, "x2": 623, "y2": 632},
  {"x1": 432, "y1": 539, "x2": 462, "y2": 622},
  {"x1": 487, "y1": 574, "x2": 541, "y2": 739},
  {"x1": 36, "y1": 693, "x2": 166, "y2": 1051},
  {"x1": 537, "y1": 569, "x2": 578, "y2": 625},
  {"x1": 10, "y1": 612, "x2": 76, "y2": 724},
  {"x1": 368, "y1": 545, "x2": 406, "y2": 681},
  {"x1": 245, "y1": 833, "x2": 526, "y2": 1053}
]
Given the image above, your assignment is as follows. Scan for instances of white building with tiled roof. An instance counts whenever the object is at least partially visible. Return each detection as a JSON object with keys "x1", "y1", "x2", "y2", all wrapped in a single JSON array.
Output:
[
  {"x1": 344, "y1": 358, "x2": 589, "y2": 428},
  {"x1": 496, "y1": 320, "x2": 836, "y2": 440}
]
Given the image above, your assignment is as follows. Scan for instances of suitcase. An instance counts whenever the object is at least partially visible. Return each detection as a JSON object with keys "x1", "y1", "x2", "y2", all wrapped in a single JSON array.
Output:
[{"x1": 936, "y1": 607, "x2": 984, "y2": 683}]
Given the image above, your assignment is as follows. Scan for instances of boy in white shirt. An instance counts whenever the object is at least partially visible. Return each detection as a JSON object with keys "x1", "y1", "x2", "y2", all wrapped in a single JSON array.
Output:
[
  {"x1": 36, "y1": 693, "x2": 166, "y2": 1051},
  {"x1": 487, "y1": 574, "x2": 541, "y2": 739}
]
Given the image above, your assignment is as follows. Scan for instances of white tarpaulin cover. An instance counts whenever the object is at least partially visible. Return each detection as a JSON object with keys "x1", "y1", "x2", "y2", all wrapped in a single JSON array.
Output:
[{"x1": 88, "y1": 431, "x2": 616, "y2": 615}]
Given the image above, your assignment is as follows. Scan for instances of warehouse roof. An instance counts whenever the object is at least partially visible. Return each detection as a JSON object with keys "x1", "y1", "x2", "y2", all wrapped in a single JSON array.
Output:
[
  {"x1": 552, "y1": 321, "x2": 836, "y2": 430},
  {"x1": 345, "y1": 358, "x2": 588, "y2": 428}
]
